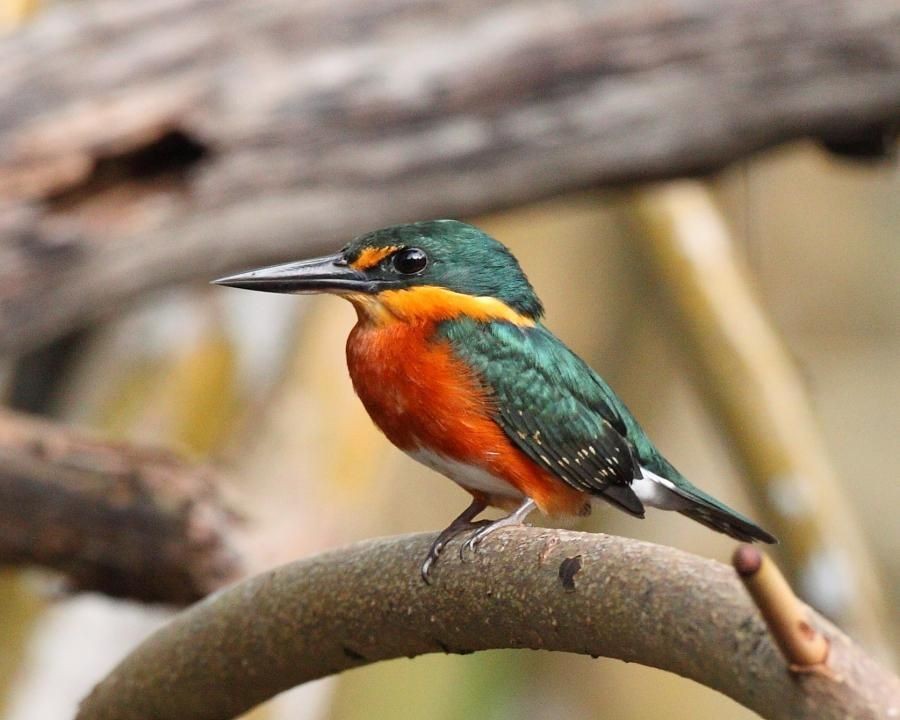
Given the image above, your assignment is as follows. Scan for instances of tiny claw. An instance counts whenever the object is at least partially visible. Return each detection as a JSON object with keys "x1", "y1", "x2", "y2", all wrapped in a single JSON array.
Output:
[
  {"x1": 421, "y1": 537, "x2": 449, "y2": 583},
  {"x1": 420, "y1": 556, "x2": 436, "y2": 584},
  {"x1": 458, "y1": 540, "x2": 470, "y2": 562},
  {"x1": 457, "y1": 520, "x2": 492, "y2": 561},
  {"x1": 457, "y1": 498, "x2": 536, "y2": 562},
  {"x1": 420, "y1": 499, "x2": 492, "y2": 583},
  {"x1": 463, "y1": 532, "x2": 484, "y2": 557},
  {"x1": 458, "y1": 526, "x2": 485, "y2": 561}
]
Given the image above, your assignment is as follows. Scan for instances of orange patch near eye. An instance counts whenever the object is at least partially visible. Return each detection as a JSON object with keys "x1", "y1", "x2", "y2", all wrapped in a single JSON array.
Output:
[{"x1": 350, "y1": 246, "x2": 400, "y2": 271}]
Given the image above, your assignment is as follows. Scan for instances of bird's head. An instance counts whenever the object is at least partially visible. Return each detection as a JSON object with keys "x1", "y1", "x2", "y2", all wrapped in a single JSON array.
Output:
[{"x1": 214, "y1": 220, "x2": 544, "y2": 325}]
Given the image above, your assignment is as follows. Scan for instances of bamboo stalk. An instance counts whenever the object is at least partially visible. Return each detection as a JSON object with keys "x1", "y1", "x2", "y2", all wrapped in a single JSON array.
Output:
[{"x1": 626, "y1": 181, "x2": 895, "y2": 660}]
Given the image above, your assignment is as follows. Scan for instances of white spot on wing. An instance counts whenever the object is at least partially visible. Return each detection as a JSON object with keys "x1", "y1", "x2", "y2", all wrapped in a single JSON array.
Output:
[{"x1": 630, "y1": 467, "x2": 692, "y2": 510}]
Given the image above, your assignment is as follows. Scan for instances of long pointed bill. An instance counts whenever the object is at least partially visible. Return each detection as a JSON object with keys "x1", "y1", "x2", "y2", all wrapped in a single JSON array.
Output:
[{"x1": 212, "y1": 253, "x2": 377, "y2": 295}]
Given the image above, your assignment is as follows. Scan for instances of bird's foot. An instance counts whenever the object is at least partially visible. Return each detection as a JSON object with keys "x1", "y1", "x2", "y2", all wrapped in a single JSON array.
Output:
[
  {"x1": 421, "y1": 497, "x2": 488, "y2": 583},
  {"x1": 459, "y1": 498, "x2": 537, "y2": 560},
  {"x1": 422, "y1": 519, "x2": 491, "y2": 582},
  {"x1": 458, "y1": 517, "x2": 518, "y2": 558}
]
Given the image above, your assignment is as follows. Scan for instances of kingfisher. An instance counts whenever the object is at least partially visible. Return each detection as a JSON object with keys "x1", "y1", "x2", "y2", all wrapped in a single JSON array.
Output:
[{"x1": 214, "y1": 220, "x2": 776, "y2": 581}]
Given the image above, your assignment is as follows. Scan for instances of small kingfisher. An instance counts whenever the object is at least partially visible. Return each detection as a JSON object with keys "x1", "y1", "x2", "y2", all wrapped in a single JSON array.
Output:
[{"x1": 214, "y1": 220, "x2": 776, "y2": 580}]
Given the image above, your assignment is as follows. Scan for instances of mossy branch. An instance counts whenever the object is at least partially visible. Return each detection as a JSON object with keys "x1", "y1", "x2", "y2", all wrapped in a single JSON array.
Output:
[{"x1": 78, "y1": 529, "x2": 899, "y2": 720}]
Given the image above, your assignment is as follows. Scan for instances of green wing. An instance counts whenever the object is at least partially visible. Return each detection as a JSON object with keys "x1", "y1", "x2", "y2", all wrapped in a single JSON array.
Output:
[{"x1": 438, "y1": 319, "x2": 645, "y2": 517}]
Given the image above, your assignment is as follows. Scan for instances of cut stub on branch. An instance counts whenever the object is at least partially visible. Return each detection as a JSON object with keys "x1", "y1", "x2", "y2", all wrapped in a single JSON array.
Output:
[
  {"x1": 733, "y1": 545, "x2": 831, "y2": 676},
  {"x1": 0, "y1": 409, "x2": 241, "y2": 604}
]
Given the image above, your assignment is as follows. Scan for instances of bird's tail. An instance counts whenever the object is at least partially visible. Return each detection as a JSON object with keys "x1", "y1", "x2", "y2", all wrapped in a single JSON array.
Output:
[
  {"x1": 677, "y1": 501, "x2": 777, "y2": 543},
  {"x1": 672, "y1": 482, "x2": 777, "y2": 543},
  {"x1": 645, "y1": 461, "x2": 777, "y2": 543}
]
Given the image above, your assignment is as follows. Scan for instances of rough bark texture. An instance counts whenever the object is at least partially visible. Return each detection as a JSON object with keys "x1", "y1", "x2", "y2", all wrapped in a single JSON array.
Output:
[
  {"x1": 1, "y1": 0, "x2": 899, "y2": 354},
  {"x1": 0, "y1": 410, "x2": 240, "y2": 604},
  {"x1": 78, "y1": 530, "x2": 900, "y2": 720}
]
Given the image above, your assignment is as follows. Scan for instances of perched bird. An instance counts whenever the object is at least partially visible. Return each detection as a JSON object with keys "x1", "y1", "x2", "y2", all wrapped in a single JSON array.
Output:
[{"x1": 214, "y1": 220, "x2": 776, "y2": 580}]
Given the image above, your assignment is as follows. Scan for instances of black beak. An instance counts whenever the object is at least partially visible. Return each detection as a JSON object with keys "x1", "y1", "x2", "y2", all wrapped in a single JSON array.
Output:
[{"x1": 212, "y1": 253, "x2": 378, "y2": 294}]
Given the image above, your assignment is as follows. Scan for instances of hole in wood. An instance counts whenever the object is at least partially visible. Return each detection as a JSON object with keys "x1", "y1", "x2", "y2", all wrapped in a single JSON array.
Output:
[{"x1": 47, "y1": 128, "x2": 211, "y2": 208}]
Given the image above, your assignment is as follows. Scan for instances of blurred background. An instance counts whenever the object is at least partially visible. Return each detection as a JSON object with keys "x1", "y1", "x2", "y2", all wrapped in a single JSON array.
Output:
[{"x1": 0, "y1": 1, "x2": 897, "y2": 719}]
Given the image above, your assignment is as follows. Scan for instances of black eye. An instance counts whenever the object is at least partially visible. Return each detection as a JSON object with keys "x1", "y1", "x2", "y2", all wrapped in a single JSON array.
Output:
[{"x1": 392, "y1": 248, "x2": 428, "y2": 275}]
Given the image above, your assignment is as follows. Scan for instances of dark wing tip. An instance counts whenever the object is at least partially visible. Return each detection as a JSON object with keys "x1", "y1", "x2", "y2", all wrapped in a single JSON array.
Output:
[{"x1": 601, "y1": 484, "x2": 645, "y2": 519}]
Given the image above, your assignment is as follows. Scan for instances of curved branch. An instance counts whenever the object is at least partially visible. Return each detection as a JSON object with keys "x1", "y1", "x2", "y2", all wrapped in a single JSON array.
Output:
[
  {"x1": 2, "y1": 0, "x2": 899, "y2": 353},
  {"x1": 77, "y1": 530, "x2": 899, "y2": 720},
  {"x1": 0, "y1": 409, "x2": 241, "y2": 604}
]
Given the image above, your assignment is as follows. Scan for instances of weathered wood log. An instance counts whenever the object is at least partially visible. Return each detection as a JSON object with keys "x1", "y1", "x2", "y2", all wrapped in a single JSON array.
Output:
[
  {"x1": 0, "y1": 409, "x2": 240, "y2": 604},
  {"x1": 1, "y1": 0, "x2": 899, "y2": 354}
]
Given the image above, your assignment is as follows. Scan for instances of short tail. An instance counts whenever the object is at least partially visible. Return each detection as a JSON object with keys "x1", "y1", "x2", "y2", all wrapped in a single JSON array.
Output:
[
  {"x1": 678, "y1": 501, "x2": 777, "y2": 544},
  {"x1": 643, "y1": 464, "x2": 777, "y2": 544}
]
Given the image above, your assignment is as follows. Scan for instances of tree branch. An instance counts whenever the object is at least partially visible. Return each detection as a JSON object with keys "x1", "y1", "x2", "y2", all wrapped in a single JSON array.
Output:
[
  {"x1": 1, "y1": 0, "x2": 899, "y2": 353},
  {"x1": 77, "y1": 530, "x2": 899, "y2": 720},
  {"x1": 0, "y1": 409, "x2": 241, "y2": 604}
]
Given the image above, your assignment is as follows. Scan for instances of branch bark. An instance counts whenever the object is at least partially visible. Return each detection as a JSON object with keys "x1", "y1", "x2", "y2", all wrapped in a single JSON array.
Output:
[
  {"x1": 0, "y1": 409, "x2": 241, "y2": 604},
  {"x1": 77, "y1": 530, "x2": 899, "y2": 720},
  {"x1": 1, "y1": 0, "x2": 899, "y2": 353}
]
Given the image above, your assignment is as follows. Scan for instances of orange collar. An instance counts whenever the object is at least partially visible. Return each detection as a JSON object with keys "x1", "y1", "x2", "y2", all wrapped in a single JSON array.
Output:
[{"x1": 346, "y1": 286, "x2": 535, "y2": 328}]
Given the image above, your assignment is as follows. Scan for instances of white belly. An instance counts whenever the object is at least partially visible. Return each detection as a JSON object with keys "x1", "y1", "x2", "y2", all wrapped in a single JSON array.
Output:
[{"x1": 407, "y1": 448, "x2": 524, "y2": 499}]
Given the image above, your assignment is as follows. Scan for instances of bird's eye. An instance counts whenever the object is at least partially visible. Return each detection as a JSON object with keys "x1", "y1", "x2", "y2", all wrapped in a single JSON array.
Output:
[{"x1": 392, "y1": 247, "x2": 428, "y2": 275}]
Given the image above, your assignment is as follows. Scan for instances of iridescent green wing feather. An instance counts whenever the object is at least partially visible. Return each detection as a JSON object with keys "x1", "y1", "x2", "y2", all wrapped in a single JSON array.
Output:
[{"x1": 438, "y1": 318, "x2": 645, "y2": 517}]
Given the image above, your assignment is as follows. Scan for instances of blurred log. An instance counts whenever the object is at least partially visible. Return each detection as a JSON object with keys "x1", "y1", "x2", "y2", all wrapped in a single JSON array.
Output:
[
  {"x1": 77, "y1": 529, "x2": 900, "y2": 720},
  {"x1": 0, "y1": 409, "x2": 240, "y2": 604},
  {"x1": 625, "y1": 181, "x2": 895, "y2": 661},
  {"x1": 1, "y1": 0, "x2": 899, "y2": 354}
]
